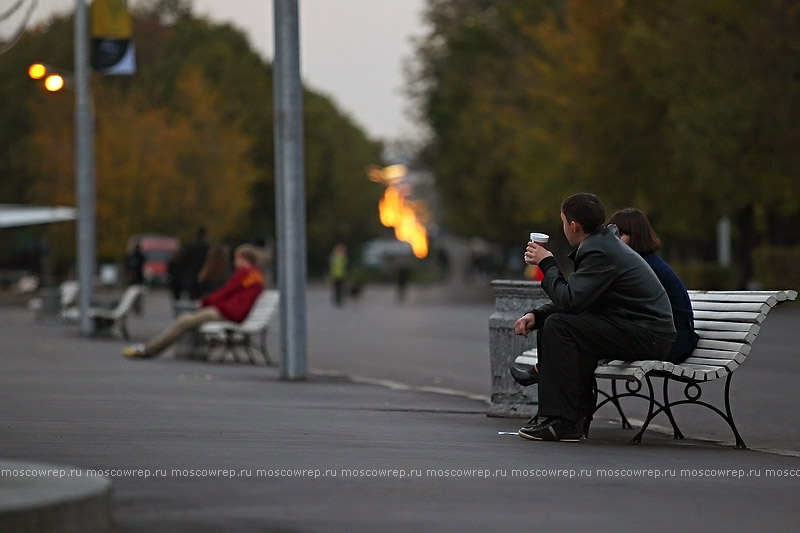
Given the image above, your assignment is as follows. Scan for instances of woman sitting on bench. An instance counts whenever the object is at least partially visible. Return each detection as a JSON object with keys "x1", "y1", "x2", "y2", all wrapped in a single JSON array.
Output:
[
  {"x1": 123, "y1": 244, "x2": 264, "y2": 359},
  {"x1": 607, "y1": 208, "x2": 699, "y2": 364}
]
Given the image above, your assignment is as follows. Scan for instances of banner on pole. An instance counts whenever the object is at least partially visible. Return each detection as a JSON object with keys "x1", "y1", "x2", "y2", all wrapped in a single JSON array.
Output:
[{"x1": 91, "y1": 0, "x2": 136, "y2": 75}]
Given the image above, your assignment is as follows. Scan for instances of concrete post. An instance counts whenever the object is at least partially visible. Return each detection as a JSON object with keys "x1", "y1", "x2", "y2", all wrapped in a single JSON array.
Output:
[{"x1": 487, "y1": 280, "x2": 550, "y2": 418}]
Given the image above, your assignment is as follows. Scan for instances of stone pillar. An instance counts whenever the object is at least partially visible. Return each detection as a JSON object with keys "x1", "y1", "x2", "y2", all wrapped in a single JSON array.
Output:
[{"x1": 487, "y1": 280, "x2": 550, "y2": 417}]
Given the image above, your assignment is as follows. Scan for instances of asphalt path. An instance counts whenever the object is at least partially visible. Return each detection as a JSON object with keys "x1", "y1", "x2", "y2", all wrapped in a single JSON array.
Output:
[{"x1": 2, "y1": 282, "x2": 800, "y2": 531}]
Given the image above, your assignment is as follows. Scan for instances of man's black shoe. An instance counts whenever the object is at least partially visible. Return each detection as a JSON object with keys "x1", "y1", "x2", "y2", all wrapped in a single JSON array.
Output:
[
  {"x1": 510, "y1": 365, "x2": 539, "y2": 386},
  {"x1": 518, "y1": 417, "x2": 582, "y2": 442}
]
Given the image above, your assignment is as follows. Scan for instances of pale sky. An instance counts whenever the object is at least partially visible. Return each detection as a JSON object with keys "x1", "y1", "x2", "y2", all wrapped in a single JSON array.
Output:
[{"x1": 2, "y1": 0, "x2": 429, "y2": 142}]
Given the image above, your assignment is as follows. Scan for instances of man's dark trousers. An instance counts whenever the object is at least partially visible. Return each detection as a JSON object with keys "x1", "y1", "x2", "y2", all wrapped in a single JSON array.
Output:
[{"x1": 536, "y1": 313, "x2": 673, "y2": 422}]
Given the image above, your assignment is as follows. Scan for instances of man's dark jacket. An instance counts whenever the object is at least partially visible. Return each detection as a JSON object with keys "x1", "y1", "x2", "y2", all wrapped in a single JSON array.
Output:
[{"x1": 529, "y1": 225, "x2": 676, "y2": 341}]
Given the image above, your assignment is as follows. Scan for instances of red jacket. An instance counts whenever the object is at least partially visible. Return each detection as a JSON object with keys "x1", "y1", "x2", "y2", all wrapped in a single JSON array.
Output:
[{"x1": 201, "y1": 266, "x2": 264, "y2": 322}]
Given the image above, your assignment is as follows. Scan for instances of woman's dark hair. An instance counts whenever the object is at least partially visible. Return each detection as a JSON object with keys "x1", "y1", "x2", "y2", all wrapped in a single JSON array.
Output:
[
  {"x1": 607, "y1": 208, "x2": 661, "y2": 255},
  {"x1": 198, "y1": 244, "x2": 230, "y2": 283},
  {"x1": 561, "y1": 193, "x2": 605, "y2": 234}
]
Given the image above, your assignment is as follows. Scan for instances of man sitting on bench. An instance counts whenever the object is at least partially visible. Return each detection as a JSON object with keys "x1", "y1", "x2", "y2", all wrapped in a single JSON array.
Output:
[
  {"x1": 123, "y1": 244, "x2": 264, "y2": 359},
  {"x1": 510, "y1": 193, "x2": 675, "y2": 442}
]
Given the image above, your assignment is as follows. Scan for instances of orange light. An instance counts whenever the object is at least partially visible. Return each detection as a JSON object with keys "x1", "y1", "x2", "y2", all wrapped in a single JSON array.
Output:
[
  {"x1": 44, "y1": 74, "x2": 65, "y2": 92},
  {"x1": 29, "y1": 63, "x2": 47, "y2": 79},
  {"x1": 378, "y1": 185, "x2": 428, "y2": 259}
]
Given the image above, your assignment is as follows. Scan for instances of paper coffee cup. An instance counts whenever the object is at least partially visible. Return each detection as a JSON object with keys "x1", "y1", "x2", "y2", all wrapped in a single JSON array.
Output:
[{"x1": 529, "y1": 232, "x2": 549, "y2": 246}]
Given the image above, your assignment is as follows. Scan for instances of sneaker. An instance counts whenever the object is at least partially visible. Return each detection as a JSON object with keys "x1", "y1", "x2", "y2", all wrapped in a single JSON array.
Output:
[
  {"x1": 122, "y1": 344, "x2": 148, "y2": 358},
  {"x1": 518, "y1": 417, "x2": 582, "y2": 442}
]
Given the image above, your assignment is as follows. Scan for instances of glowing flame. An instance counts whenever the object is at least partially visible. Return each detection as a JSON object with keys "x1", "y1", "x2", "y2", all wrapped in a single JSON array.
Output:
[{"x1": 379, "y1": 185, "x2": 428, "y2": 259}]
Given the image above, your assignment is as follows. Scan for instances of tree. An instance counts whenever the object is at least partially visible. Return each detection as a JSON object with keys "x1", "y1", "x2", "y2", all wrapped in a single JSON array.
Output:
[
  {"x1": 410, "y1": 0, "x2": 800, "y2": 266},
  {"x1": 1, "y1": 5, "x2": 384, "y2": 276},
  {"x1": 409, "y1": 0, "x2": 564, "y2": 243}
]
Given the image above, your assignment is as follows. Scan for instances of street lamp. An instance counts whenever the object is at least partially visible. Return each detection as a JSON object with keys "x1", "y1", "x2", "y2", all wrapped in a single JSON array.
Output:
[
  {"x1": 44, "y1": 74, "x2": 65, "y2": 92},
  {"x1": 28, "y1": 63, "x2": 47, "y2": 79},
  {"x1": 27, "y1": 3, "x2": 96, "y2": 337},
  {"x1": 28, "y1": 63, "x2": 71, "y2": 92}
]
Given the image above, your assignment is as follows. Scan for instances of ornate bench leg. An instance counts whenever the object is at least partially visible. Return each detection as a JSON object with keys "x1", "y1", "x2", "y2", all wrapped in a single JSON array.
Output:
[
  {"x1": 609, "y1": 380, "x2": 633, "y2": 430},
  {"x1": 593, "y1": 380, "x2": 634, "y2": 430},
  {"x1": 630, "y1": 375, "x2": 657, "y2": 444},
  {"x1": 723, "y1": 373, "x2": 747, "y2": 449},
  {"x1": 661, "y1": 376, "x2": 685, "y2": 440}
]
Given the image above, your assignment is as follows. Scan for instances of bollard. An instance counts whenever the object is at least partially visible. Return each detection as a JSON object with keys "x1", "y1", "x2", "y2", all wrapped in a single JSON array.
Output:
[
  {"x1": 487, "y1": 280, "x2": 550, "y2": 417},
  {"x1": 37, "y1": 288, "x2": 61, "y2": 321}
]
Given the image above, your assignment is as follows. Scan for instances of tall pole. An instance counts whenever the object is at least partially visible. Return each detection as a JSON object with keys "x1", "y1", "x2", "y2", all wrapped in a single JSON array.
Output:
[
  {"x1": 273, "y1": 0, "x2": 307, "y2": 380},
  {"x1": 74, "y1": 0, "x2": 96, "y2": 336},
  {"x1": 717, "y1": 215, "x2": 732, "y2": 267}
]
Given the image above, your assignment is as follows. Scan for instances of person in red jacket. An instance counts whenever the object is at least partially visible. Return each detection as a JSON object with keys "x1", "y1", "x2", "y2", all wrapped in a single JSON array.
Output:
[{"x1": 123, "y1": 244, "x2": 264, "y2": 358}]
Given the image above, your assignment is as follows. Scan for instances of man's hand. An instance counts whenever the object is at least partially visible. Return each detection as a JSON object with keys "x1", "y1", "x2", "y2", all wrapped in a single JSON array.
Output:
[
  {"x1": 524, "y1": 242, "x2": 553, "y2": 266},
  {"x1": 514, "y1": 312, "x2": 536, "y2": 337}
]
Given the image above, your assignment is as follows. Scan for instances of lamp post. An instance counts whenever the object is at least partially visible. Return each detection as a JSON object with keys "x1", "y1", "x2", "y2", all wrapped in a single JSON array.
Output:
[
  {"x1": 28, "y1": 5, "x2": 95, "y2": 337},
  {"x1": 74, "y1": 0, "x2": 96, "y2": 336},
  {"x1": 273, "y1": 0, "x2": 308, "y2": 380}
]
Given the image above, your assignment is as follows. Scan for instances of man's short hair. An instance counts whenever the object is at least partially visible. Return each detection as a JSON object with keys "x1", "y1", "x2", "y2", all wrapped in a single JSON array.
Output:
[{"x1": 561, "y1": 193, "x2": 605, "y2": 234}]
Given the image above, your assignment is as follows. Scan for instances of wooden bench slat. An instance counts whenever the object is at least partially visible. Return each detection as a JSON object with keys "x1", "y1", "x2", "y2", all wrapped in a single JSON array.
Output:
[
  {"x1": 695, "y1": 329, "x2": 758, "y2": 343},
  {"x1": 724, "y1": 289, "x2": 797, "y2": 301},
  {"x1": 683, "y1": 364, "x2": 733, "y2": 380},
  {"x1": 689, "y1": 289, "x2": 796, "y2": 299},
  {"x1": 683, "y1": 356, "x2": 741, "y2": 370},
  {"x1": 694, "y1": 320, "x2": 761, "y2": 333},
  {"x1": 693, "y1": 310, "x2": 766, "y2": 323},
  {"x1": 594, "y1": 362, "x2": 648, "y2": 381},
  {"x1": 687, "y1": 348, "x2": 746, "y2": 362},
  {"x1": 681, "y1": 350, "x2": 747, "y2": 368},
  {"x1": 688, "y1": 293, "x2": 778, "y2": 306},
  {"x1": 515, "y1": 355, "x2": 537, "y2": 367},
  {"x1": 696, "y1": 339, "x2": 751, "y2": 354},
  {"x1": 691, "y1": 301, "x2": 770, "y2": 313}
]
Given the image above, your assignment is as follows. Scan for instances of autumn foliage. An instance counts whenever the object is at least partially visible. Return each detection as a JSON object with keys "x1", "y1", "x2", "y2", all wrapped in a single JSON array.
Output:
[{"x1": 1, "y1": 3, "x2": 383, "y2": 272}]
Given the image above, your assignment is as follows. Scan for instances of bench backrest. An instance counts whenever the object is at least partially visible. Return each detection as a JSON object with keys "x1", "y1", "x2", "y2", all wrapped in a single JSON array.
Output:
[
  {"x1": 592, "y1": 289, "x2": 796, "y2": 382},
  {"x1": 59, "y1": 280, "x2": 79, "y2": 309},
  {"x1": 111, "y1": 285, "x2": 145, "y2": 319},
  {"x1": 676, "y1": 290, "x2": 797, "y2": 380},
  {"x1": 238, "y1": 290, "x2": 280, "y2": 333}
]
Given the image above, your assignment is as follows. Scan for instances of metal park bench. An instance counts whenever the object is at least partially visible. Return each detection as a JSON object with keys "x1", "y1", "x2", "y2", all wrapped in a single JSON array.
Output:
[
  {"x1": 197, "y1": 290, "x2": 279, "y2": 365},
  {"x1": 60, "y1": 284, "x2": 146, "y2": 339},
  {"x1": 514, "y1": 289, "x2": 797, "y2": 448}
]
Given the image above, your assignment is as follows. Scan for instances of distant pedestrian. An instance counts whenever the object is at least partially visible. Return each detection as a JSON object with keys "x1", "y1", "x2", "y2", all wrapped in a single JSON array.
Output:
[
  {"x1": 396, "y1": 259, "x2": 410, "y2": 302},
  {"x1": 181, "y1": 227, "x2": 210, "y2": 300},
  {"x1": 125, "y1": 244, "x2": 145, "y2": 285},
  {"x1": 168, "y1": 251, "x2": 183, "y2": 300},
  {"x1": 329, "y1": 243, "x2": 348, "y2": 307}
]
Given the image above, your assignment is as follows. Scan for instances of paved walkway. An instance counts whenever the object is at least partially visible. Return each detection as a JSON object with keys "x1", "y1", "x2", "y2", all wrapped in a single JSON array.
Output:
[{"x1": 2, "y1": 284, "x2": 800, "y2": 532}]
